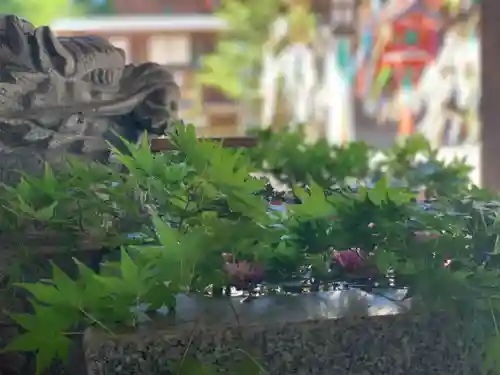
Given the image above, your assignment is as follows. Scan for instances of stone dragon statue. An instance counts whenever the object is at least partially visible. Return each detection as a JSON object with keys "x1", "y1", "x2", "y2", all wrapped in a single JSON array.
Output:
[
  {"x1": 0, "y1": 15, "x2": 180, "y2": 183},
  {"x1": 0, "y1": 17, "x2": 180, "y2": 373}
]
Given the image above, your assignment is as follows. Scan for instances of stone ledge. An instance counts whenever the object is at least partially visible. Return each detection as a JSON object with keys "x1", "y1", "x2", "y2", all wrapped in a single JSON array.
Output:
[{"x1": 83, "y1": 291, "x2": 478, "y2": 375}]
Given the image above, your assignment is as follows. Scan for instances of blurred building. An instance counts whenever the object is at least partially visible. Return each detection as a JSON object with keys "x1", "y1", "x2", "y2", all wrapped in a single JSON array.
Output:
[
  {"x1": 52, "y1": 0, "x2": 480, "y2": 144},
  {"x1": 51, "y1": 0, "x2": 358, "y2": 138},
  {"x1": 52, "y1": 0, "x2": 242, "y2": 137}
]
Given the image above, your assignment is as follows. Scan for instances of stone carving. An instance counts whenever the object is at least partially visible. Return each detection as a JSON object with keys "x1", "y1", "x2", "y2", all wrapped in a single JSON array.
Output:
[{"x1": 0, "y1": 15, "x2": 180, "y2": 182}]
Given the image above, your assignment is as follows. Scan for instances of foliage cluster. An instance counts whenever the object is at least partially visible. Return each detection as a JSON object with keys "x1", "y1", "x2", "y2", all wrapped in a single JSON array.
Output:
[
  {"x1": 198, "y1": 0, "x2": 281, "y2": 100},
  {"x1": 0, "y1": 124, "x2": 499, "y2": 374},
  {"x1": 0, "y1": 0, "x2": 87, "y2": 27},
  {"x1": 247, "y1": 128, "x2": 472, "y2": 198}
]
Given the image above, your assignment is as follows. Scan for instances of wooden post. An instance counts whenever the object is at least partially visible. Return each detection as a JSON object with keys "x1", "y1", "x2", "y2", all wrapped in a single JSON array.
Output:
[
  {"x1": 399, "y1": 105, "x2": 414, "y2": 136},
  {"x1": 396, "y1": 64, "x2": 414, "y2": 137},
  {"x1": 480, "y1": 0, "x2": 500, "y2": 190}
]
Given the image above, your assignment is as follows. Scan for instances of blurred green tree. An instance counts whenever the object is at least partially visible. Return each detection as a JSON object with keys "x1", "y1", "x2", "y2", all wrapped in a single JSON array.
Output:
[
  {"x1": 0, "y1": 0, "x2": 85, "y2": 26},
  {"x1": 197, "y1": 0, "x2": 281, "y2": 100}
]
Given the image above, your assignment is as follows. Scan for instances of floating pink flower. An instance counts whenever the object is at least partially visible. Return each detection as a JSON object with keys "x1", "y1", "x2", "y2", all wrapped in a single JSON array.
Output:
[
  {"x1": 224, "y1": 259, "x2": 265, "y2": 288},
  {"x1": 331, "y1": 248, "x2": 366, "y2": 272},
  {"x1": 417, "y1": 189, "x2": 426, "y2": 202}
]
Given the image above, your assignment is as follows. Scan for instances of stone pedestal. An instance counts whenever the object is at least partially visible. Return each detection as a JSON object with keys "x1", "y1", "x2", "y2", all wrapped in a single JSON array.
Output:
[{"x1": 83, "y1": 291, "x2": 479, "y2": 375}]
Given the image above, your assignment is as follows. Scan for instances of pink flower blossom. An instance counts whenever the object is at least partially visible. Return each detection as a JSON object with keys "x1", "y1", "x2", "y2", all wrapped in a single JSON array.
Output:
[
  {"x1": 417, "y1": 189, "x2": 426, "y2": 202},
  {"x1": 331, "y1": 248, "x2": 366, "y2": 272},
  {"x1": 223, "y1": 259, "x2": 265, "y2": 288}
]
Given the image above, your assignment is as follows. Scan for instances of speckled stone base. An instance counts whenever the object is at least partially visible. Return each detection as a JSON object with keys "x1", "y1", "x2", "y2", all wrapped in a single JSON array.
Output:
[{"x1": 84, "y1": 293, "x2": 481, "y2": 375}]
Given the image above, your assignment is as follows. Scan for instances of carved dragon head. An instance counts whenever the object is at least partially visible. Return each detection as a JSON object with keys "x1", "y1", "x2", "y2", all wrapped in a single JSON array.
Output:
[
  {"x1": 0, "y1": 15, "x2": 180, "y2": 183},
  {"x1": 0, "y1": 15, "x2": 126, "y2": 81}
]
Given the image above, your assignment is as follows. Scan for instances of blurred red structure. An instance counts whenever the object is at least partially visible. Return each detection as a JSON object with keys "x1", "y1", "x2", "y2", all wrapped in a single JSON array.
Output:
[
  {"x1": 355, "y1": 1, "x2": 443, "y2": 136},
  {"x1": 379, "y1": 10, "x2": 440, "y2": 88}
]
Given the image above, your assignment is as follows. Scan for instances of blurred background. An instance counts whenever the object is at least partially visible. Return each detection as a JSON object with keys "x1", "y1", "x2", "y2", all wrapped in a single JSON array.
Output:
[{"x1": 2, "y1": 0, "x2": 481, "y2": 182}]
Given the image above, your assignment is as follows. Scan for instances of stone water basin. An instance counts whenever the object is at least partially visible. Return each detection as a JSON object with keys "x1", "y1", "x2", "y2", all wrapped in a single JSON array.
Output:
[{"x1": 139, "y1": 289, "x2": 411, "y2": 330}]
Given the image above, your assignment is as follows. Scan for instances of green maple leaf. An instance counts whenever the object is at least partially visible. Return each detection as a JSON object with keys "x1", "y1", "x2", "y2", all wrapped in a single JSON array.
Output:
[
  {"x1": 173, "y1": 356, "x2": 219, "y2": 375},
  {"x1": 366, "y1": 178, "x2": 388, "y2": 206},
  {"x1": 14, "y1": 262, "x2": 84, "y2": 308},
  {"x1": 6, "y1": 331, "x2": 71, "y2": 374},
  {"x1": 372, "y1": 249, "x2": 398, "y2": 273},
  {"x1": 289, "y1": 182, "x2": 334, "y2": 220},
  {"x1": 483, "y1": 329, "x2": 500, "y2": 375},
  {"x1": 3, "y1": 302, "x2": 76, "y2": 374},
  {"x1": 94, "y1": 249, "x2": 144, "y2": 297},
  {"x1": 119, "y1": 248, "x2": 141, "y2": 290},
  {"x1": 74, "y1": 259, "x2": 111, "y2": 307},
  {"x1": 109, "y1": 132, "x2": 156, "y2": 175},
  {"x1": 168, "y1": 123, "x2": 209, "y2": 170},
  {"x1": 14, "y1": 280, "x2": 66, "y2": 307}
]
